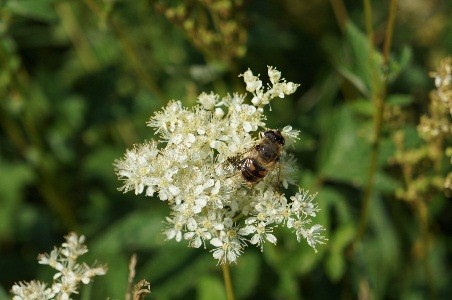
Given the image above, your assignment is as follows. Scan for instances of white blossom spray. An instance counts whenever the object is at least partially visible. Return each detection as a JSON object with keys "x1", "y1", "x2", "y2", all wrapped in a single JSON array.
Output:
[{"x1": 115, "y1": 66, "x2": 327, "y2": 264}]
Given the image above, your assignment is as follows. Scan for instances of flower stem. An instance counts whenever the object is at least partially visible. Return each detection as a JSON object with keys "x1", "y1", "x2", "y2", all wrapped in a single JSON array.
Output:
[{"x1": 222, "y1": 263, "x2": 235, "y2": 300}]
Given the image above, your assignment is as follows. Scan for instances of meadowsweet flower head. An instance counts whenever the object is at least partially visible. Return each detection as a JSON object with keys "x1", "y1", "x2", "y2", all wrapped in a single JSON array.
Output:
[
  {"x1": 115, "y1": 66, "x2": 327, "y2": 264},
  {"x1": 11, "y1": 233, "x2": 107, "y2": 300}
]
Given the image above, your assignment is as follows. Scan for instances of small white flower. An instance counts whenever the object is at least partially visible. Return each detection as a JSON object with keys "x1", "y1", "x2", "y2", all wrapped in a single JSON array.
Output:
[
  {"x1": 268, "y1": 66, "x2": 281, "y2": 84},
  {"x1": 241, "y1": 221, "x2": 277, "y2": 251},
  {"x1": 210, "y1": 234, "x2": 243, "y2": 265},
  {"x1": 165, "y1": 217, "x2": 184, "y2": 242},
  {"x1": 304, "y1": 224, "x2": 328, "y2": 252},
  {"x1": 241, "y1": 69, "x2": 262, "y2": 93},
  {"x1": 197, "y1": 92, "x2": 218, "y2": 110},
  {"x1": 290, "y1": 189, "x2": 319, "y2": 217},
  {"x1": 184, "y1": 224, "x2": 212, "y2": 249}
]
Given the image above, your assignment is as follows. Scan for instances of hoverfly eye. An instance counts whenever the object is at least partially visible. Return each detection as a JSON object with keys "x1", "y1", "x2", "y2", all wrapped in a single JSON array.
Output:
[{"x1": 264, "y1": 130, "x2": 285, "y2": 145}]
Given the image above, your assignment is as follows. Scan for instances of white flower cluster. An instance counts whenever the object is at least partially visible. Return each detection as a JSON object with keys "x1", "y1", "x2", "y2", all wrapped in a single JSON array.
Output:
[
  {"x1": 115, "y1": 66, "x2": 327, "y2": 264},
  {"x1": 11, "y1": 233, "x2": 107, "y2": 300}
]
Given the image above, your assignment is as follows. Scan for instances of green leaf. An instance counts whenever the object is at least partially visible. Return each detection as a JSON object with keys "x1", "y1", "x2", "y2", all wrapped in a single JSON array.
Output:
[
  {"x1": 274, "y1": 270, "x2": 300, "y2": 299},
  {"x1": 92, "y1": 208, "x2": 167, "y2": 252},
  {"x1": 386, "y1": 94, "x2": 414, "y2": 107},
  {"x1": 325, "y1": 22, "x2": 385, "y2": 97},
  {"x1": 0, "y1": 160, "x2": 34, "y2": 239},
  {"x1": 318, "y1": 106, "x2": 371, "y2": 187},
  {"x1": 0, "y1": 285, "x2": 9, "y2": 299},
  {"x1": 387, "y1": 46, "x2": 413, "y2": 83},
  {"x1": 325, "y1": 225, "x2": 354, "y2": 282},
  {"x1": 345, "y1": 22, "x2": 374, "y2": 94},
  {"x1": 89, "y1": 253, "x2": 129, "y2": 299},
  {"x1": 348, "y1": 98, "x2": 374, "y2": 117},
  {"x1": 233, "y1": 252, "x2": 261, "y2": 299},
  {"x1": 197, "y1": 275, "x2": 226, "y2": 300},
  {"x1": 321, "y1": 187, "x2": 353, "y2": 225},
  {"x1": 149, "y1": 254, "x2": 213, "y2": 299},
  {"x1": 6, "y1": 0, "x2": 57, "y2": 21},
  {"x1": 356, "y1": 194, "x2": 401, "y2": 298},
  {"x1": 325, "y1": 252, "x2": 346, "y2": 282},
  {"x1": 334, "y1": 60, "x2": 370, "y2": 96}
]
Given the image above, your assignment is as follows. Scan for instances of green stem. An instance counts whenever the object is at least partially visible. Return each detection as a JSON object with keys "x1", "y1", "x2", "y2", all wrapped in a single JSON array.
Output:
[
  {"x1": 354, "y1": 0, "x2": 398, "y2": 246},
  {"x1": 363, "y1": 0, "x2": 375, "y2": 44},
  {"x1": 222, "y1": 263, "x2": 235, "y2": 300},
  {"x1": 56, "y1": 2, "x2": 101, "y2": 72},
  {"x1": 353, "y1": 0, "x2": 378, "y2": 246}
]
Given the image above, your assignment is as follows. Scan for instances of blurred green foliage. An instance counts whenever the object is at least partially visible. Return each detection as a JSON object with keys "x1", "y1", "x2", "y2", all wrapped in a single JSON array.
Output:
[{"x1": 1, "y1": 0, "x2": 451, "y2": 299}]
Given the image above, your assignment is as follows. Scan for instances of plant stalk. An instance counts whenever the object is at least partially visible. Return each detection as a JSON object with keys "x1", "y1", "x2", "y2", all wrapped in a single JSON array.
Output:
[
  {"x1": 329, "y1": 0, "x2": 348, "y2": 32},
  {"x1": 222, "y1": 263, "x2": 235, "y2": 300},
  {"x1": 354, "y1": 0, "x2": 398, "y2": 246},
  {"x1": 383, "y1": 0, "x2": 398, "y2": 66}
]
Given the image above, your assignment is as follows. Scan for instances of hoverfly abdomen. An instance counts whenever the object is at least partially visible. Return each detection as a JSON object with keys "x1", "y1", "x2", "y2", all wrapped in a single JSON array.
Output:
[{"x1": 240, "y1": 157, "x2": 268, "y2": 183}]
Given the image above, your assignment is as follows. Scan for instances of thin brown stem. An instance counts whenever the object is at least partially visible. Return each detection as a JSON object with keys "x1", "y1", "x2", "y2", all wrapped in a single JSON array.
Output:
[
  {"x1": 56, "y1": 2, "x2": 100, "y2": 72},
  {"x1": 363, "y1": 0, "x2": 375, "y2": 46},
  {"x1": 383, "y1": 0, "x2": 398, "y2": 66},
  {"x1": 329, "y1": 0, "x2": 349, "y2": 32}
]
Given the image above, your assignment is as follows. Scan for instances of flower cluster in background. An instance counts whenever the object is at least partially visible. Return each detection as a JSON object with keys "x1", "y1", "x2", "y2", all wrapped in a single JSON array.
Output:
[
  {"x1": 419, "y1": 56, "x2": 452, "y2": 140},
  {"x1": 419, "y1": 57, "x2": 452, "y2": 192},
  {"x1": 391, "y1": 57, "x2": 452, "y2": 201},
  {"x1": 11, "y1": 233, "x2": 107, "y2": 300},
  {"x1": 115, "y1": 66, "x2": 327, "y2": 264}
]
